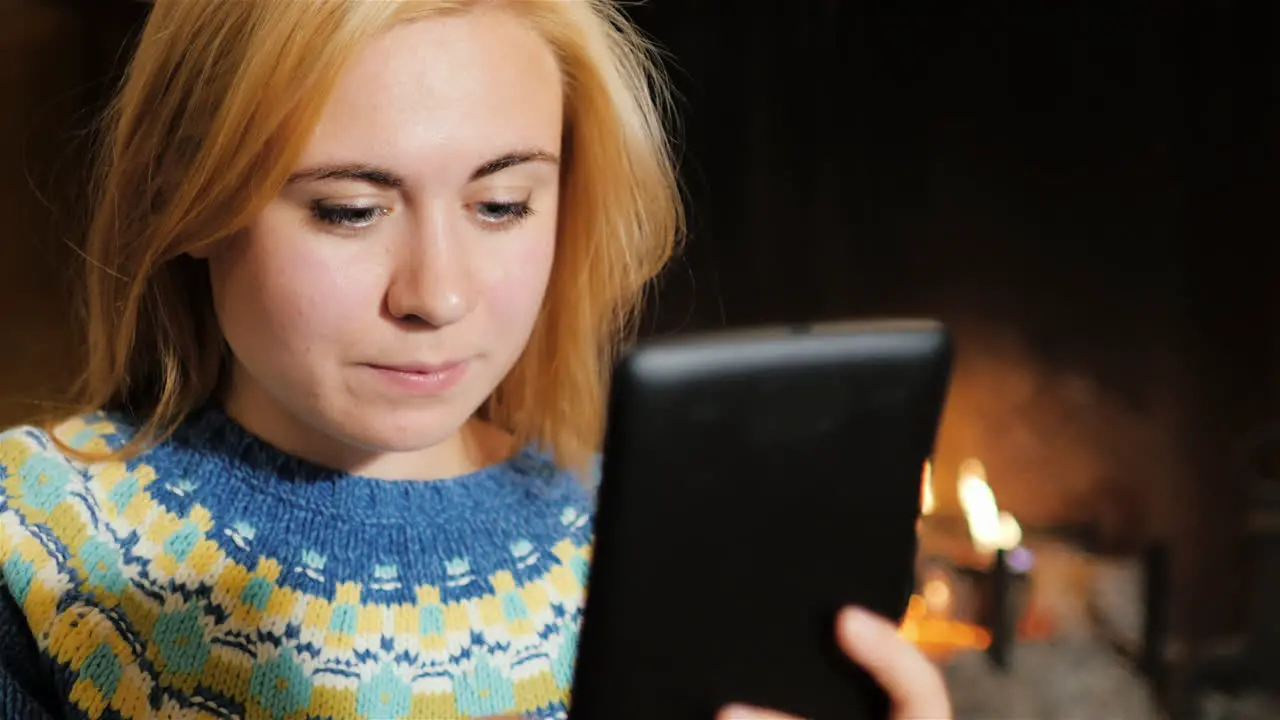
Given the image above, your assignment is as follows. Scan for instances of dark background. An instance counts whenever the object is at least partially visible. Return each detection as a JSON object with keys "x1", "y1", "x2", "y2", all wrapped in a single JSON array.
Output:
[
  {"x1": 625, "y1": 2, "x2": 1280, "y2": 651},
  {"x1": 6, "y1": 0, "x2": 1279, "y2": 651}
]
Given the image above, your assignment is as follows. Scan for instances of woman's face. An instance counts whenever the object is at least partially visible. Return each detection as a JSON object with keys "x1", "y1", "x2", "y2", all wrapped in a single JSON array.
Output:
[{"x1": 204, "y1": 9, "x2": 563, "y2": 475}]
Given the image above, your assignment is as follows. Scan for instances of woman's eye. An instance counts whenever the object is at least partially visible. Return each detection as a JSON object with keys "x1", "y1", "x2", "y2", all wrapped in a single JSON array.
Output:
[
  {"x1": 474, "y1": 201, "x2": 534, "y2": 227},
  {"x1": 311, "y1": 202, "x2": 388, "y2": 229}
]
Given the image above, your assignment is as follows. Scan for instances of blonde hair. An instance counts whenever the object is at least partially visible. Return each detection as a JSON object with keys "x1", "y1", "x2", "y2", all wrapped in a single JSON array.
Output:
[{"x1": 68, "y1": 0, "x2": 682, "y2": 473}]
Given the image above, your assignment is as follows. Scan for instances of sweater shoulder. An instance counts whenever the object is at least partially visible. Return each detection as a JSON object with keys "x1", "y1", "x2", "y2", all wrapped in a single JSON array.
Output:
[{"x1": 0, "y1": 411, "x2": 136, "y2": 472}]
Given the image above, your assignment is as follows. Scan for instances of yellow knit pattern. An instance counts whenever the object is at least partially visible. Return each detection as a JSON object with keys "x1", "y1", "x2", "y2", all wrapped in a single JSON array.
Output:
[{"x1": 0, "y1": 416, "x2": 589, "y2": 719}]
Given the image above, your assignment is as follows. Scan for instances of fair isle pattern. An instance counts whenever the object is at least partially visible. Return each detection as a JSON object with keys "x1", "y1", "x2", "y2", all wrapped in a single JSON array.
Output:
[{"x1": 0, "y1": 412, "x2": 594, "y2": 719}]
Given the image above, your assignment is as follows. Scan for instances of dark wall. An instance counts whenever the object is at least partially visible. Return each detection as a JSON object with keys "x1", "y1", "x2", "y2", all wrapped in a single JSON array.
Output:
[
  {"x1": 633, "y1": 2, "x2": 1277, "y2": 381},
  {"x1": 0, "y1": 0, "x2": 146, "y2": 426},
  {"x1": 0, "y1": 4, "x2": 88, "y2": 424}
]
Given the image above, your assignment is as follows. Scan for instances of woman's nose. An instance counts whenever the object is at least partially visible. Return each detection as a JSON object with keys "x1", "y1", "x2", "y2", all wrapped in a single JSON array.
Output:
[{"x1": 384, "y1": 220, "x2": 474, "y2": 327}]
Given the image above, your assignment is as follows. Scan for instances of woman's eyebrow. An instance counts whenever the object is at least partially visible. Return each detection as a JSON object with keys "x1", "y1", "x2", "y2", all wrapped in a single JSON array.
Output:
[
  {"x1": 470, "y1": 149, "x2": 560, "y2": 181},
  {"x1": 286, "y1": 164, "x2": 404, "y2": 188},
  {"x1": 285, "y1": 149, "x2": 560, "y2": 189}
]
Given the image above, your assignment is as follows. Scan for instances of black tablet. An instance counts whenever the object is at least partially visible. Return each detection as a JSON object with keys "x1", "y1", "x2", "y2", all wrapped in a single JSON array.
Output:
[{"x1": 567, "y1": 319, "x2": 953, "y2": 720}]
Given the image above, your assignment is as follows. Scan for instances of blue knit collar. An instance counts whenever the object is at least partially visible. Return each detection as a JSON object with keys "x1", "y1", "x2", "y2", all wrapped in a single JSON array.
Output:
[{"x1": 131, "y1": 405, "x2": 577, "y2": 525}]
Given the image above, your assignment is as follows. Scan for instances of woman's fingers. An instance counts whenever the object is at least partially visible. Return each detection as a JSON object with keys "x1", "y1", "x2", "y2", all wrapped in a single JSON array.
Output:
[
  {"x1": 718, "y1": 606, "x2": 951, "y2": 720},
  {"x1": 836, "y1": 606, "x2": 952, "y2": 720},
  {"x1": 716, "y1": 703, "x2": 802, "y2": 720}
]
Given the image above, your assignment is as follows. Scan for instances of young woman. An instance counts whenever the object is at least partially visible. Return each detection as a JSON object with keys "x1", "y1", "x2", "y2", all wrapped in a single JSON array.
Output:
[{"x1": 0, "y1": 2, "x2": 950, "y2": 718}]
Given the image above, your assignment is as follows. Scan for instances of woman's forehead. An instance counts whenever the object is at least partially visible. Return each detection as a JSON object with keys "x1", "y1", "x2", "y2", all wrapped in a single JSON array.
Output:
[{"x1": 297, "y1": 12, "x2": 564, "y2": 187}]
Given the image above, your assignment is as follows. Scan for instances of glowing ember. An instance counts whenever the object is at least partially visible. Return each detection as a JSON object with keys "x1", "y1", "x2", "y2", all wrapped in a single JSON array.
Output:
[
  {"x1": 899, "y1": 522, "x2": 991, "y2": 659},
  {"x1": 922, "y1": 577, "x2": 951, "y2": 614},
  {"x1": 898, "y1": 595, "x2": 992, "y2": 658}
]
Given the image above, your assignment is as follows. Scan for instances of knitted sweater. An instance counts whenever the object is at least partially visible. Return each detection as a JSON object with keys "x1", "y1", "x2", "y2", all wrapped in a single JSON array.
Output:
[{"x1": 0, "y1": 408, "x2": 596, "y2": 720}]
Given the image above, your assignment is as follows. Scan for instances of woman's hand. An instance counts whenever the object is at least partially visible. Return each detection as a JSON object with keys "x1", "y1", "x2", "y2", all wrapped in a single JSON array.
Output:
[{"x1": 717, "y1": 607, "x2": 952, "y2": 720}]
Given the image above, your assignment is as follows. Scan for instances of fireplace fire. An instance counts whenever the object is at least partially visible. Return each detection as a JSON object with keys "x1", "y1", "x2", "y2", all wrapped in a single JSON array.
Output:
[
  {"x1": 901, "y1": 458, "x2": 1055, "y2": 668},
  {"x1": 902, "y1": 460, "x2": 1005, "y2": 660}
]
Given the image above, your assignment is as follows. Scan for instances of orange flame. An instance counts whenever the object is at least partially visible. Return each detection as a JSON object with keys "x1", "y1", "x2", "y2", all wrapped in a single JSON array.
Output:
[
  {"x1": 957, "y1": 458, "x2": 1021, "y2": 555},
  {"x1": 920, "y1": 460, "x2": 935, "y2": 516},
  {"x1": 898, "y1": 595, "x2": 992, "y2": 658}
]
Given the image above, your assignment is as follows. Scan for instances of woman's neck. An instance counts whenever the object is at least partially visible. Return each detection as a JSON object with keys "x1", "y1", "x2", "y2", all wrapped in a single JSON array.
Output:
[{"x1": 219, "y1": 379, "x2": 514, "y2": 482}]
